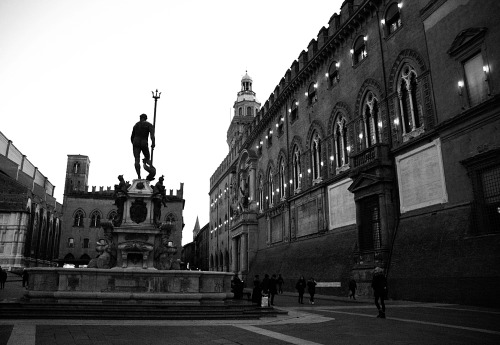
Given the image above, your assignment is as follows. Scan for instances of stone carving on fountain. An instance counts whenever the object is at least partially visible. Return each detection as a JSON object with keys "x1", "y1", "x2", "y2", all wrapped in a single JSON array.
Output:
[{"x1": 93, "y1": 175, "x2": 178, "y2": 270}]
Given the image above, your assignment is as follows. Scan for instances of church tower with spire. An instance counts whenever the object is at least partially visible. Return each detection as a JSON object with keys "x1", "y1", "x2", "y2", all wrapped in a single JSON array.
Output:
[{"x1": 227, "y1": 72, "x2": 261, "y2": 150}]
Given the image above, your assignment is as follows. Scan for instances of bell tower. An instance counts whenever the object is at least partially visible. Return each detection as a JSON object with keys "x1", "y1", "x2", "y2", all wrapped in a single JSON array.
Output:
[
  {"x1": 227, "y1": 72, "x2": 261, "y2": 150},
  {"x1": 64, "y1": 155, "x2": 90, "y2": 195}
]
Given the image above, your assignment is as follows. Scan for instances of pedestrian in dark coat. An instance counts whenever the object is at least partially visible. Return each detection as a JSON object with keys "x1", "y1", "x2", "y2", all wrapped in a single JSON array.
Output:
[
  {"x1": 261, "y1": 274, "x2": 270, "y2": 296},
  {"x1": 251, "y1": 275, "x2": 262, "y2": 305},
  {"x1": 231, "y1": 274, "x2": 243, "y2": 299},
  {"x1": 22, "y1": 270, "x2": 29, "y2": 288},
  {"x1": 349, "y1": 278, "x2": 357, "y2": 300},
  {"x1": 307, "y1": 277, "x2": 317, "y2": 304},
  {"x1": 371, "y1": 267, "x2": 387, "y2": 318},
  {"x1": 0, "y1": 269, "x2": 7, "y2": 290},
  {"x1": 295, "y1": 276, "x2": 306, "y2": 304},
  {"x1": 269, "y1": 274, "x2": 278, "y2": 306},
  {"x1": 277, "y1": 274, "x2": 284, "y2": 294}
]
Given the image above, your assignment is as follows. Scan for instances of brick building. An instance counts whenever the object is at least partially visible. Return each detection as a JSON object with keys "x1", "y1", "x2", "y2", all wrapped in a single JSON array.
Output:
[
  {"x1": 0, "y1": 131, "x2": 62, "y2": 269},
  {"x1": 59, "y1": 154, "x2": 185, "y2": 266},
  {"x1": 209, "y1": 0, "x2": 500, "y2": 306}
]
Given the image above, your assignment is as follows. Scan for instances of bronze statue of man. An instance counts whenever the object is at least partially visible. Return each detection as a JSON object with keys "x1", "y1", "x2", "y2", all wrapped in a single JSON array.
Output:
[{"x1": 131, "y1": 114, "x2": 156, "y2": 180}]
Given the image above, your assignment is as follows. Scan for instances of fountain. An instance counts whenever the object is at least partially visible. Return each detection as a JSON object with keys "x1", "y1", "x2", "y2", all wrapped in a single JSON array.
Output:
[{"x1": 25, "y1": 112, "x2": 233, "y2": 305}]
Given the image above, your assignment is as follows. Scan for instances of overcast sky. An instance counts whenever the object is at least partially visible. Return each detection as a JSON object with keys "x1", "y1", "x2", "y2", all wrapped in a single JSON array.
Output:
[{"x1": 0, "y1": 0, "x2": 343, "y2": 245}]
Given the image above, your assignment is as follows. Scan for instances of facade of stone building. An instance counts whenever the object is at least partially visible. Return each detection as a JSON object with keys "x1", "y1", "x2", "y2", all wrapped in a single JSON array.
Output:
[
  {"x1": 60, "y1": 154, "x2": 185, "y2": 266},
  {"x1": 0, "y1": 131, "x2": 62, "y2": 269},
  {"x1": 209, "y1": 0, "x2": 500, "y2": 306}
]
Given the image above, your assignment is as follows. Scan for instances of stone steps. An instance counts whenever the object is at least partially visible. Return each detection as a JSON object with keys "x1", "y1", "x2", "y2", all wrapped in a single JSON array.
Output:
[{"x1": 0, "y1": 302, "x2": 287, "y2": 320}]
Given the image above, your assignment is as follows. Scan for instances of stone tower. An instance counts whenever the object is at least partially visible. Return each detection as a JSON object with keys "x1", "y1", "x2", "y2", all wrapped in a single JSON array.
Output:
[
  {"x1": 227, "y1": 72, "x2": 261, "y2": 150},
  {"x1": 64, "y1": 155, "x2": 90, "y2": 194}
]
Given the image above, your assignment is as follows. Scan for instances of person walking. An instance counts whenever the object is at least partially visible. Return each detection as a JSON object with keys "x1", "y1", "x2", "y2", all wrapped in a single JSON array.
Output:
[
  {"x1": 231, "y1": 273, "x2": 243, "y2": 299},
  {"x1": 260, "y1": 274, "x2": 270, "y2": 306},
  {"x1": 349, "y1": 278, "x2": 357, "y2": 300},
  {"x1": 22, "y1": 269, "x2": 29, "y2": 289},
  {"x1": 251, "y1": 275, "x2": 262, "y2": 305},
  {"x1": 269, "y1": 274, "x2": 278, "y2": 306},
  {"x1": 372, "y1": 267, "x2": 387, "y2": 318},
  {"x1": 295, "y1": 276, "x2": 306, "y2": 304},
  {"x1": 307, "y1": 277, "x2": 317, "y2": 304},
  {"x1": 277, "y1": 274, "x2": 284, "y2": 294},
  {"x1": 0, "y1": 268, "x2": 7, "y2": 290}
]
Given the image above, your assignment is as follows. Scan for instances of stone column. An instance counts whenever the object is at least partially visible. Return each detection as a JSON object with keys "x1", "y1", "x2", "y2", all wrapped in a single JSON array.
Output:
[
  {"x1": 249, "y1": 167, "x2": 256, "y2": 203},
  {"x1": 231, "y1": 237, "x2": 238, "y2": 272},
  {"x1": 241, "y1": 233, "x2": 248, "y2": 273}
]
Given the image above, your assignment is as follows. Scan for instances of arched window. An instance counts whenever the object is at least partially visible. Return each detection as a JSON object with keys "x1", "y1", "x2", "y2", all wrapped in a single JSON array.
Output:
[
  {"x1": 73, "y1": 210, "x2": 84, "y2": 227},
  {"x1": 293, "y1": 146, "x2": 302, "y2": 191},
  {"x1": 268, "y1": 169, "x2": 274, "y2": 207},
  {"x1": 352, "y1": 36, "x2": 367, "y2": 65},
  {"x1": 279, "y1": 158, "x2": 286, "y2": 199},
  {"x1": 385, "y1": 3, "x2": 402, "y2": 35},
  {"x1": 334, "y1": 114, "x2": 350, "y2": 169},
  {"x1": 89, "y1": 210, "x2": 101, "y2": 228},
  {"x1": 73, "y1": 162, "x2": 80, "y2": 174},
  {"x1": 259, "y1": 176, "x2": 264, "y2": 212},
  {"x1": 328, "y1": 61, "x2": 340, "y2": 86},
  {"x1": 246, "y1": 106, "x2": 252, "y2": 116},
  {"x1": 267, "y1": 128, "x2": 273, "y2": 147},
  {"x1": 238, "y1": 107, "x2": 242, "y2": 116},
  {"x1": 108, "y1": 210, "x2": 117, "y2": 222},
  {"x1": 311, "y1": 132, "x2": 322, "y2": 180},
  {"x1": 67, "y1": 238, "x2": 74, "y2": 248},
  {"x1": 307, "y1": 82, "x2": 317, "y2": 105},
  {"x1": 363, "y1": 92, "x2": 380, "y2": 148},
  {"x1": 398, "y1": 65, "x2": 421, "y2": 134},
  {"x1": 165, "y1": 213, "x2": 176, "y2": 224},
  {"x1": 290, "y1": 99, "x2": 299, "y2": 122}
]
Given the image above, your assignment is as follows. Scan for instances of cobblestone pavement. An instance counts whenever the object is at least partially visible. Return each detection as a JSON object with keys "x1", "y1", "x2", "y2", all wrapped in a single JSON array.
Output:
[{"x1": 1, "y1": 272, "x2": 500, "y2": 345}]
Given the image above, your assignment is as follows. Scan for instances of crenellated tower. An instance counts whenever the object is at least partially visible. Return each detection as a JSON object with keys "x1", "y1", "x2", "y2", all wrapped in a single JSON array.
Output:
[{"x1": 64, "y1": 155, "x2": 90, "y2": 195}]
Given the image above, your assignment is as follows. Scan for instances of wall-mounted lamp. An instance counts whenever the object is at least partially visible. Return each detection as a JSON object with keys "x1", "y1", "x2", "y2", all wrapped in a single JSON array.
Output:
[
  {"x1": 275, "y1": 123, "x2": 279, "y2": 128},
  {"x1": 394, "y1": 118, "x2": 400, "y2": 126},
  {"x1": 299, "y1": 173, "x2": 303, "y2": 178},
  {"x1": 314, "y1": 83, "x2": 318, "y2": 88},
  {"x1": 378, "y1": 121, "x2": 383, "y2": 128},
  {"x1": 347, "y1": 146, "x2": 351, "y2": 152},
  {"x1": 398, "y1": 2, "x2": 403, "y2": 9},
  {"x1": 307, "y1": 168, "x2": 311, "y2": 174},
  {"x1": 325, "y1": 72, "x2": 329, "y2": 78},
  {"x1": 305, "y1": 92, "x2": 309, "y2": 97},
  {"x1": 359, "y1": 133, "x2": 364, "y2": 140},
  {"x1": 364, "y1": 36, "x2": 368, "y2": 41},
  {"x1": 289, "y1": 179, "x2": 293, "y2": 184},
  {"x1": 458, "y1": 80, "x2": 464, "y2": 96},
  {"x1": 295, "y1": 101, "x2": 299, "y2": 106},
  {"x1": 380, "y1": 19, "x2": 385, "y2": 25},
  {"x1": 350, "y1": 49, "x2": 354, "y2": 54},
  {"x1": 335, "y1": 62, "x2": 340, "y2": 68}
]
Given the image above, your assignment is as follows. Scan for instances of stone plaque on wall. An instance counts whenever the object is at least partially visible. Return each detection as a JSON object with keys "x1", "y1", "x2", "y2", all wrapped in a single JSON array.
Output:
[
  {"x1": 328, "y1": 178, "x2": 356, "y2": 230},
  {"x1": 271, "y1": 213, "x2": 283, "y2": 243},
  {"x1": 396, "y1": 138, "x2": 448, "y2": 213},
  {"x1": 297, "y1": 199, "x2": 318, "y2": 237}
]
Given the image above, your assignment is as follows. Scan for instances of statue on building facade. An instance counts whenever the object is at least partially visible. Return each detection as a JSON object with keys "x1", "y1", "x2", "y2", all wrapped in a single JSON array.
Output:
[
  {"x1": 131, "y1": 113, "x2": 156, "y2": 181},
  {"x1": 239, "y1": 180, "x2": 249, "y2": 211}
]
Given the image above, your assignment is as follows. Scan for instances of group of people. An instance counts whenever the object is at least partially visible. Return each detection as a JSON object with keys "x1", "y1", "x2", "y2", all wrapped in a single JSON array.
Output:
[
  {"x1": 233, "y1": 267, "x2": 388, "y2": 318},
  {"x1": 249, "y1": 273, "x2": 285, "y2": 306},
  {"x1": 295, "y1": 276, "x2": 317, "y2": 304}
]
